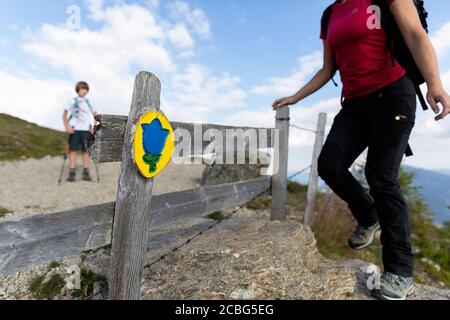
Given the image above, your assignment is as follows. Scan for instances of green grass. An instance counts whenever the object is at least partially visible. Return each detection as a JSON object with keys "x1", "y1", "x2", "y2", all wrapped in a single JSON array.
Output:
[
  {"x1": 24, "y1": 205, "x2": 41, "y2": 210},
  {"x1": 0, "y1": 207, "x2": 13, "y2": 218},
  {"x1": 28, "y1": 275, "x2": 45, "y2": 295},
  {"x1": 28, "y1": 266, "x2": 107, "y2": 300},
  {"x1": 71, "y1": 268, "x2": 107, "y2": 299},
  {"x1": 0, "y1": 113, "x2": 67, "y2": 161},
  {"x1": 47, "y1": 261, "x2": 62, "y2": 271},
  {"x1": 207, "y1": 211, "x2": 227, "y2": 221},
  {"x1": 28, "y1": 274, "x2": 65, "y2": 300}
]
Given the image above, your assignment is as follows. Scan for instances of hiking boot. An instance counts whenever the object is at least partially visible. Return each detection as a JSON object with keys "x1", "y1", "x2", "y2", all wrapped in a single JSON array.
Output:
[
  {"x1": 372, "y1": 272, "x2": 414, "y2": 300},
  {"x1": 82, "y1": 169, "x2": 92, "y2": 182},
  {"x1": 348, "y1": 221, "x2": 380, "y2": 250},
  {"x1": 67, "y1": 169, "x2": 76, "y2": 182}
]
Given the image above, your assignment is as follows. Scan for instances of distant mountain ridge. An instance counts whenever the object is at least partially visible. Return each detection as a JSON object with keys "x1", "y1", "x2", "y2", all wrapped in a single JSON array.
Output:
[{"x1": 404, "y1": 166, "x2": 450, "y2": 225}]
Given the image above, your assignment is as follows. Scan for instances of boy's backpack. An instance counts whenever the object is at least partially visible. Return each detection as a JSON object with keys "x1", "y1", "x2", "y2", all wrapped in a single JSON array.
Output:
[
  {"x1": 321, "y1": 0, "x2": 430, "y2": 111},
  {"x1": 71, "y1": 97, "x2": 94, "y2": 114},
  {"x1": 68, "y1": 98, "x2": 95, "y2": 128}
]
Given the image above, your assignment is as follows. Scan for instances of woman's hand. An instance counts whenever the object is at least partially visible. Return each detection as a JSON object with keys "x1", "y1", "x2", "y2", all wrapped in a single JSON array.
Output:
[
  {"x1": 426, "y1": 85, "x2": 450, "y2": 121},
  {"x1": 272, "y1": 96, "x2": 298, "y2": 110}
]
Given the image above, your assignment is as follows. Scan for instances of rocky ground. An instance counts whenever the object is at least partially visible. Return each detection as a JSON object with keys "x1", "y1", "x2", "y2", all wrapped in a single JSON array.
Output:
[{"x1": 0, "y1": 157, "x2": 449, "y2": 300}]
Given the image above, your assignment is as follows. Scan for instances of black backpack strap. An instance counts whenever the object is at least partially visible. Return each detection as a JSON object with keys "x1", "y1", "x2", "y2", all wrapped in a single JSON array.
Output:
[
  {"x1": 405, "y1": 144, "x2": 414, "y2": 157},
  {"x1": 371, "y1": 0, "x2": 396, "y2": 65},
  {"x1": 414, "y1": 83, "x2": 429, "y2": 111},
  {"x1": 321, "y1": 3, "x2": 335, "y2": 39},
  {"x1": 321, "y1": 2, "x2": 339, "y2": 86}
]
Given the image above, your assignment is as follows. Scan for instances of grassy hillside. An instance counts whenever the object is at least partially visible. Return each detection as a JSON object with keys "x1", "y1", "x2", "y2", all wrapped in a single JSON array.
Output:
[
  {"x1": 246, "y1": 168, "x2": 450, "y2": 288},
  {"x1": 0, "y1": 113, "x2": 67, "y2": 161}
]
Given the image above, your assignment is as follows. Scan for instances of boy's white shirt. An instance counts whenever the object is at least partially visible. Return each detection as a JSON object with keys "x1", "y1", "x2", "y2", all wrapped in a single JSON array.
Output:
[{"x1": 65, "y1": 96, "x2": 96, "y2": 131}]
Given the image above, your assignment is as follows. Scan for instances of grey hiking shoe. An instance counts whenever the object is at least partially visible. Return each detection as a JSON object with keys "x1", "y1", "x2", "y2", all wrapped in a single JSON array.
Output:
[
  {"x1": 373, "y1": 272, "x2": 414, "y2": 300},
  {"x1": 348, "y1": 221, "x2": 380, "y2": 250},
  {"x1": 82, "y1": 169, "x2": 92, "y2": 182},
  {"x1": 67, "y1": 169, "x2": 76, "y2": 182}
]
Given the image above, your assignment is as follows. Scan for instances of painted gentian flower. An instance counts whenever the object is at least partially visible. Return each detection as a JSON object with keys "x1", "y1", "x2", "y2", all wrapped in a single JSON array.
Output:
[{"x1": 141, "y1": 119, "x2": 170, "y2": 173}]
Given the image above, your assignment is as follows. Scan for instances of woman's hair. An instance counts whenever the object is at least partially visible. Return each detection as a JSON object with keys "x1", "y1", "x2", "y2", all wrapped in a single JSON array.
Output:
[{"x1": 75, "y1": 81, "x2": 90, "y2": 93}]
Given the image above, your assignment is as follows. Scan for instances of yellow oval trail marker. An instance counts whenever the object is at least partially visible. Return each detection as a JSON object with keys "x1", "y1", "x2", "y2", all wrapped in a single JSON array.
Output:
[{"x1": 134, "y1": 110, "x2": 175, "y2": 179}]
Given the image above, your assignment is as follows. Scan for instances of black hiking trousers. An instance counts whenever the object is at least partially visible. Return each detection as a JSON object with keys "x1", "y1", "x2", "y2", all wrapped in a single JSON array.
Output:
[{"x1": 318, "y1": 75, "x2": 416, "y2": 277}]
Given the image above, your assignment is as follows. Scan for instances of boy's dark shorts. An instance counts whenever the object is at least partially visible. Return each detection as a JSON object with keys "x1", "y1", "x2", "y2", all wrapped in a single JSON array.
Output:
[{"x1": 68, "y1": 131, "x2": 90, "y2": 152}]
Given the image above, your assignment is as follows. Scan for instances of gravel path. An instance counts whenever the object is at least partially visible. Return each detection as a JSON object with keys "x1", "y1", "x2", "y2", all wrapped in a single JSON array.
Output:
[{"x1": 0, "y1": 156, "x2": 206, "y2": 219}]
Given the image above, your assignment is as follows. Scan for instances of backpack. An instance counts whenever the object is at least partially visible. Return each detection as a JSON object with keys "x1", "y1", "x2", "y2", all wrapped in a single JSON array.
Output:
[
  {"x1": 69, "y1": 97, "x2": 95, "y2": 128},
  {"x1": 321, "y1": 0, "x2": 430, "y2": 111},
  {"x1": 72, "y1": 97, "x2": 94, "y2": 113}
]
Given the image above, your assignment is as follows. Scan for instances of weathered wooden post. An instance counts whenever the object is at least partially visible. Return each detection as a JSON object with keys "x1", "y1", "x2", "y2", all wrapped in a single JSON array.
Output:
[
  {"x1": 271, "y1": 106, "x2": 290, "y2": 222},
  {"x1": 108, "y1": 72, "x2": 161, "y2": 300},
  {"x1": 304, "y1": 113, "x2": 327, "y2": 226}
]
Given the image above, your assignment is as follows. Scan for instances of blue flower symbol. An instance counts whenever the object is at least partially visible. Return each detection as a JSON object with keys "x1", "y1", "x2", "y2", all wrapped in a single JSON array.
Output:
[{"x1": 141, "y1": 118, "x2": 170, "y2": 173}]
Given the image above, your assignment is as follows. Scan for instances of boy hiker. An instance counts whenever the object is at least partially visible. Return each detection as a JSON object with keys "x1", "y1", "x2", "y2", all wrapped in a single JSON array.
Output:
[{"x1": 63, "y1": 81, "x2": 97, "y2": 182}]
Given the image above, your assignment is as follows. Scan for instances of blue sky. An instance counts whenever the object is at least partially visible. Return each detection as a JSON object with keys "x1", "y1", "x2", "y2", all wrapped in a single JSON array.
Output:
[{"x1": 1, "y1": 0, "x2": 450, "y2": 171}]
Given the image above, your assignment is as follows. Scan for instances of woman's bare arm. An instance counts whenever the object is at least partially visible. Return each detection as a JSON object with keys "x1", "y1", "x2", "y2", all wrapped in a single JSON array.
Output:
[
  {"x1": 390, "y1": 0, "x2": 450, "y2": 121},
  {"x1": 272, "y1": 40, "x2": 336, "y2": 109}
]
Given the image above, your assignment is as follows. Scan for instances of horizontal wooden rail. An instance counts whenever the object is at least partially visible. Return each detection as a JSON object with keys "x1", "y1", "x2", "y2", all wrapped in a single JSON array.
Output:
[
  {"x1": 87, "y1": 115, "x2": 275, "y2": 163},
  {"x1": 0, "y1": 176, "x2": 271, "y2": 276}
]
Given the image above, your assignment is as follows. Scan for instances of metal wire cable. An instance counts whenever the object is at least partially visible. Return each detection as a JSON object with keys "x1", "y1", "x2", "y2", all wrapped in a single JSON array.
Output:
[
  {"x1": 288, "y1": 165, "x2": 312, "y2": 181},
  {"x1": 143, "y1": 186, "x2": 271, "y2": 270},
  {"x1": 289, "y1": 124, "x2": 317, "y2": 134}
]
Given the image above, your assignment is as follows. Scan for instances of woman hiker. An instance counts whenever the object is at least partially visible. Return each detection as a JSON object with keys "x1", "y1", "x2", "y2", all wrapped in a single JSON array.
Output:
[{"x1": 272, "y1": 0, "x2": 450, "y2": 300}]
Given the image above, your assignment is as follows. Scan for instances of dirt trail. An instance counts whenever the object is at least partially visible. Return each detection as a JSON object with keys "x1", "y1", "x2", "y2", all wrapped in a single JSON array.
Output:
[{"x1": 0, "y1": 156, "x2": 205, "y2": 219}]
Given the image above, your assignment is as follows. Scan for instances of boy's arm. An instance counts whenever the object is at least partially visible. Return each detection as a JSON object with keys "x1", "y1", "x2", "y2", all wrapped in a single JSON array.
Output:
[{"x1": 63, "y1": 110, "x2": 74, "y2": 134}]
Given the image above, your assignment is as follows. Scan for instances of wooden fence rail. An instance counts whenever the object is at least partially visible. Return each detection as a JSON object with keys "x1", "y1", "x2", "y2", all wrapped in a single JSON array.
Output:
[
  {"x1": 87, "y1": 115, "x2": 275, "y2": 163},
  {"x1": 0, "y1": 177, "x2": 270, "y2": 277}
]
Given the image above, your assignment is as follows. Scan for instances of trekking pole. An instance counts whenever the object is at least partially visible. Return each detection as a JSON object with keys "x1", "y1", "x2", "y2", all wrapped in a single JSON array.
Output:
[
  {"x1": 58, "y1": 143, "x2": 70, "y2": 186},
  {"x1": 58, "y1": 153, "x2": 68, "y2": 185},
  {"x1": 95, "y1": 163, "x2": 100, "y2": 183}
]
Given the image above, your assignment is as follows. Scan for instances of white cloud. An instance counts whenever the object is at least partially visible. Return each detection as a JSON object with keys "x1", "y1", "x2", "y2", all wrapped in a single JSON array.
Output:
[
  {"x1": 167, "y1": 23, "x2": 195, "y2": 50},
  {"x1": 252, "y1": 51, "x2": 323, "y2": 96},
  {"x1": 163, "y1": 64, "x2": 247, "y2": 123},
  {"x1": 0, "y1": 0, "x2": 241, "y2": 130},
  {"x1": 0, "y1": 69, "x2": 73, "y2": 129},
  {"x1": 224, "y1": 97, "x2": 339, "y2": 148},
  {"x1": 166, "y1": 0, "x2": 211, "y2": 39},
  {"x1": 431, "y1": 21, "x2": 450, "y2": 60}
]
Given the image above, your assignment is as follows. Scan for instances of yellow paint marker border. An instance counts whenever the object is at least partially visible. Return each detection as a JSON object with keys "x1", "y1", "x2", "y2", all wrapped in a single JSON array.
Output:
[{"x1": 134, "y1": 111, "x2": 175, "y2": 179}]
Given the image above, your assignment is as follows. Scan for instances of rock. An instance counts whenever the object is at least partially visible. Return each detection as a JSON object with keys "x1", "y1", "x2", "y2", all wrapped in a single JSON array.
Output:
[
  {"x1": 64, "y1": 256, "x2": 82, "y2": 266},
  {"x1": 229, "y1": 289, "x2": 257, "y2": 300},
  {"x1": 7, "y1": 285, "x2": 18, "y2": 294},
  {"x1": 341, "y1": 259, "x2": 450, "y2": 300},
  {"x1": 201, "y1": 151, "x2": 267, "y2": 186},
  {"x1": 91, "y1": 281, "x2": 108, "y2": 300}
]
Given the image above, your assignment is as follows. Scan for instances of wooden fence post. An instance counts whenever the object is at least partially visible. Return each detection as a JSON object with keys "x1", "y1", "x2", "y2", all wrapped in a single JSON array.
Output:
[
  {"x1": 108, "y1": 72, "x2": 161, "y2": 300},
  {"x1": 271, "y1": 106, "x2": 290, "y2": 222},
  {"x1": 304, "y1": 113, "x2": 327, "y2": 226}
]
